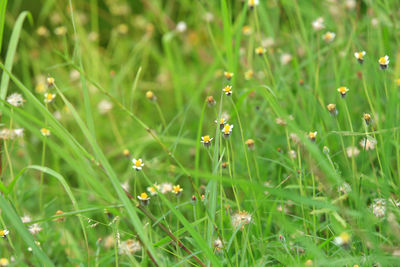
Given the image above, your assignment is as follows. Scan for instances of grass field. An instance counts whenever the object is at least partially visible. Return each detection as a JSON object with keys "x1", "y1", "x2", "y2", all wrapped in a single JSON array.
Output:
[{"x1": 1, "y1": 0, "x2": 400, "y2": 266}]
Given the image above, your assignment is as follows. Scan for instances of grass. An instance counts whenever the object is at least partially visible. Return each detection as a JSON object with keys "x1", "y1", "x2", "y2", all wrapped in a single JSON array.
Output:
[{"x1": 0, "y1": 0, "x2": 400, "y2": 266}]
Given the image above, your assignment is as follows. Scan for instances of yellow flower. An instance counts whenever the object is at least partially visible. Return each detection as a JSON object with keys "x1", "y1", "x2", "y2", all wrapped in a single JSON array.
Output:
[
  {"x1": 334, "y1": 232, "x2": 351, "y2": 246},
  {"x1": 44, "y1": 92, "x2": 56, "y2": 103},
  {"x1": 245, "y1": 139, "x2": 255, "y2": 149},
  {"x1": 242, "y1": 25, "x2": 252, "y2": 35},
  {"x1": 201, "y1": 135, "x2": 213, "y2": 147},
  {"x1": 137, "y1": 192, "x2": 150, "y2": 205},
  {"x1": 146, "y1": 91, "x2": 156, "y2": 101},
  {"x1": 40, "y1": 128, "x2": 51, "y2": 137},
  {"x1": 215, "y1": 118, "x2": 226, "y2": 129},
  {"x1": 147, "y1": 184, "x2": 160, "y2": 196},
  {"x1": 223, "y1": 85, "x2": 232, "y2": 96},
  {"x1": 308, "y1": 131, "x2": 317, "y2": 142},
  {"x1": 47, "y1": 77, "x2": 55, "y2": 86},
  {"x1": 248, "y1": 0, "x2": 259, "y2": 9},
  {"x1": 337, "y1": 86, "x2": 349, "y2": 98},
  {"x1": 326, "y1": 103, "x2": 338, "y2": 116},
  {"x1": 172, "y1": 185, "x2": 183, "y2": 195},
  {"x1": 224, "y1": 72, "x2": 234, "y2": 81},
  {"x1": 354, "y1": 51, "x2": 366, "y2": 64},
  {"x1": 222, "y1": 124, "x2": 234, "y2": 137},
  {"x1": 322, "y1": 32, "x2": 335, "y2": 43},
  {"x1": 378, "y1": 55, "x2": 389, "y2": 69},
  {"x1": 0, "y1": 229, "x2": 9, "y2": 238},
  {"x1": 255, "y1": 46, "x2": 265, "y2": 56},
  {"x1": 206, "y1": 95, "x2": 216, "y2": 106},
  {"x1": 132, "y1": 158, "x2": 144, "y2": 171},
  {"x1": 363, "y1": 113, "x2": 371, "y2": 125},
  {"x1": 0, "y1": 258, "x2": 9, "y2": 266},
  {"x1": 244, "y1": 70, "x2": 254, "y2": 80}
]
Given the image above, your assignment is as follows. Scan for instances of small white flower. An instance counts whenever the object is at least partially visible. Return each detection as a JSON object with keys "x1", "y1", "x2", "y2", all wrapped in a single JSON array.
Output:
[
  {"x1": 359, "y1": 137, "x2": 377, "y2": 151},
  {"x1": 280, "y1": 53, "x2": 292, "y2": 65},
  {"x1": 378, "y1": 55, "x2": 389, "y2": 69},
  {"x1": 21, "y1": 215, "x2": 32, "y2": 223},
  {"x1": 201, "y1": 135, "x2": 213, "y2": 147},
  {"x1": 132, "y1": 158, "x2": 144, "y2": 171},
  {"x1": 354, "y1": 51, "x2": 366, "y2": 64},
  {"x1": 13, "y1": 128, "x2": 24, "y2": 138},
  {"x1": 333, "y1": 232, "x2": 351, "y2": 246},
  {"x1": 147, "y1": 184, "x2": 160, "y2": 196},
  {"x1": 6, "y1": 93, "x2": 24, "y2": 107},
  {"x1": 323, "y1": 32, "x2": 336, "y2": 43},
  {"x1": 44, "y1": 92, "x2": 56, "y2": 103},
  {"x1": 346, "y1": 146, "x2": 360, "y2": 158},
  {"x1": 160, "y1": 183, "x2": 173, "y2": 194},
  {"x1": 176, "y1": 21, "x2": 187, "y2": 33},
  {"x1": 372, "y1": 198, "x2": 386, "y2": 218},
  {"x1": 0, "y1": 229, "x2": 9, "y2": 238},
  {"x1": 119, "y1": 239, "x2": 142, "y2": 255},
  {"x1": 28, "y1": 223, "x2": 42, "y2": 235},
  {"x1": 98, "y1": 99, "x2": 113, "y2": 114},
  {"x1": 231, "y1": 211, "x2": 252, "y2": 229},
  {"x1": 312, "y1": 17, "x2": 325, "y2": 31},
  {"x1": 222, "y1": 124, "x2": 233, "y2": 137},
  {"x1": 338, "y1": 182, "x2": 351, "y2": 194}
]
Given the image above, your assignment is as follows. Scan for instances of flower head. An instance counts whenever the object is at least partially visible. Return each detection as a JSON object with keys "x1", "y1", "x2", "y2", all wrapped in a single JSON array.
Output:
[
  {"x1": 354, "y1": 51, "x2": 366, "y2": 64},
  {"x1": 40, "y1": 128, "x2": 51, "y2": 137},
  {"x1": 119, "y1": 239, "x2": 142, "y2": 255},
  {"x1": 312, "y1": 17, "x2": 325, "y2": 31},
  {"x1": 248, "y1": 0, "x2": 259, "y2": 9},
  {"x1": 28, "y1": 223, "x2": 42, "y2": 235},
  {"x1": 207, "y1": 96, "x2": 216, "y2": 106},
  {"x1": 146, "y1": 91, "x2": 156, "y2": 101},
  {"x1": 222, "y1": 124, "x2": 233, "y2": 137},
  {"x1": 322, "y1": 32, "x2": 336, "y2": 43},
  {"x1": 47, "y1": 77, "x2": 55, "y2": 87},
  {"x1": 224, "y1": 72, "x2": 234, "y2": 81},
  {"x1": 378, "y1": 55, "x2": 389, "y2": 69},
  {"x1": 21, "y1": 215, "x2": 32, "y2": 223},
  {"x1": 363, "y1": 113, "x2": 371, "y2": 125},
  {"x1": 245, "y1": 139, "x2": 255, "y2": 150},
  {"x1": 338, "y1": 182, "x2": 351, "y2": 194},
  {"x1": 137, "y1": 192, "x2": 150, "y2": 205},
  {"x1": 231, "y1": 211, "x2": 252, "y2": 229},
  {"x1": 346, "y1": 146, "x2": 360, "y2": 158},
  {"x1": 176, "y1": 21, "x2": 187, "y2": 33},
  {"x1": 132, "y1": 158, "x2": 144, "y2": 171},
  {"x1": 6, "y1": 93, "x2": 24, "y2": 107},
  {"x1": 147, "y1": 184, "x2": 160, "y2": 196},
  {"x1": 53, "y1": 210, "x2": 65, "y2": 222},
  {"x1": 0, "y1": 229, "x2": 9, "y2": 238},
  {"x1": 334, "y1": 232, "x2": 351, "y2": 246},
  {"x1": 326, "y1": 104, "x2": 338, "y2": 116},
  {"x1": 244, "y1": 70, "x2": 254, "y2": 80},
  {"x1": 371, "y1": 198, "x2": 386, "y2": 218},
  {"x1": 308, "y1": 131, "x2": 317, "y2": 142},
  {"x1": 360, "y1": 136, "x2": 377, "y2": 151},
  {"x1": 44, "y1": 92, "x2": 56, "y2": 103},
  {"x1": 98, "y1": 99, "x2": 113, "y2": 114},
  {"x1": 172, "y1": 185, "x2": 183, "y2": 196},
  {"x1": 54, "y1": 26, "x2": 67, "y2": 36},
  {"x1": 160, "y1": 182, "x2": 173, "y2": 194},
  {"x1": 242, "y1": 26, "x2": 252, "y2": 35},
  {"x1": 255, "y1": 46, "x2": 265, "y2": 56},
  {"x1": 337, "y1": 86, "x2": 349, "y2": 98},
  {"x1": 201, "y1": 135, "x2": 213, "y2": 147},
  {"x1": 280, "y1": 53, "x2": 292, "y2": 65},
  {"x1": 0, "y1": 258, "x2": 9, "y2": 266},
  {"x1": 215, "y1": 118, "x2": 226, "y2": 129},
  {"x1": 223, "y1": 85, "x2": 232, "y2": 96},
  {"x1": 214, "y1": 238, "x2": 224, "y2": 253}
]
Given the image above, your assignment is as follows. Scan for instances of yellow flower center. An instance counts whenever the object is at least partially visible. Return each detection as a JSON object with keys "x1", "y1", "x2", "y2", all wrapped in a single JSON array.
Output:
[
  {"x1": 358, "y1": 52, "x2": 363, "y2": 59},
  {"x1": 339, "y1": 232, "x2": 350, "y2": 243},
  {"x1": 47, "y1": 93, "x2": 53, "y2": 101},
  {"x1": 309, "y1": 132, "x2": 316, "y2": 138},
  {"x1": 135, "y1": 160, "x2": 142, "y2": 167},
  {"x1": 379, "y1": 57, "x2": 387, "y2": 64},
  {"x1": 224, "y1": 86, "x2": 231, "y2": 92},
  {"x1": 249, "y1": 0, "x2": 255, "y2": 6},
  {"x1": 338, "y1": 87, "x2": 348, "y2": 94},
  {"x1": 224, "y1": 124, "x2": 231, "y2": 134},
  {"x1": 173, "y1": 185, "x2": 182, "y2": 193},
  {"x1": 140, "y1": 192, "x2": 148, "y2": 199},
  {"x1": 220, "y1": 119, "x2": 224, "y2": 124},
  {"x1": 0, "y1": 230, "x2": 4, "y2": 236},
  {"x1": 203, "y1": 135, "x2": 210, "y2": 142}
]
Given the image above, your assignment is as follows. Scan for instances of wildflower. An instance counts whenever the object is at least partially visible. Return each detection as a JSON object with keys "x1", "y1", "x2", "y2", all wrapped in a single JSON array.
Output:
[
  {"x1": 280, "y1": 53, "x2": 292, "y2": 65},
  {"x1": 53, "y1": 210, "x2": 65, "y2": 222},
  {"x1": 275, "y1": 117, "x2": 287, "y2": 126},
  {"x1": 203, "y1": 12, "x2": 214, "y2": 22},
  {"x1": 137, "y1": 192, "x2": 150, "y2": 206},
  {"x1": 231, "y1": 211, "x2": 252, "y2": 229},
  {"x1": 28, "y1": 223, "x2": 42, "y2": 234},
  {"x1": 245, "y1": 139, "x2": 255, "y2": 150},
  {"x1": 326, "y1": 104, "x2": 338, "y2": 116},
  {"x1": 35, "y1": 82, "x2": 46, "y2": 93},
  {"x1": 378, "y1": 55, "x2": 389, "y2": 69},
  {"x1": 47, "y1": 77, "x2": 55, "y2": 87},
  {"x1": 242, "y1": 25, "x2": 252, "y2": 35},
  {"x1": 338, "y1": 182, "x2": 351, "y2": 194},
  {"x1": 334, "y1": 232, "x2": 351, "y2": 246},
  {"x1": 305, "y1": 259, "x2": 314, "y2": 266},
  {"x1": 54, "y1": 26, "x2": 67, "y2": 36},
  {"x1": 354, "y1": 51, "x2": 366, "y2": 64},
  {"x1": 262, "y1": 37, "x2": 275, "y2": 48},
  {"x1": 132, "y1": 158, "x2": 144, "y2": 171},
  {"x1": 346, "y1": 146, "x2": 360, "y2": 158},
  {"x1": 12, "y1": 128, "x2": 23, "y2": 138},
  {"x1": 191, "y1": 195, "x2": 197, "y2": 203},
  {"x1": 172, "y1": 185, "x2": 183, "y2": 196},
  {"x1": 200, "y1": 135, "x2": 213, "y2": 148},
  {"x1": 289, "y1": 150, "x2": 296, "y2": 159},
  {"x1": 345, "y1": 0, "x2": 356, "y2": 10},
  {"x1": 244, "y1": 70, "x2": 254, "y2": 80},
  {"x1": 222, "y1": 124, "x2": 234, "y2": 138},
  {"x1": 123, "y1": 149, "x2": 130, "y2": 157},
  {"x1": 359, "y1": 136, "x2": 377, "y2": 151},
  {"x1": 222, "y1": 85, "x2": 232, "y2": 96},
  {"x1": 312, "y1": 17, "x2": 325, "y2": 31},
  {"x1": 322, "y1": 32, "x2": 336, "y2": 43},
  {"x1": 147, "y1": 184, "x2": 160, "y2": 196},
  {"x1": 0, "y1": 229, "x2": 9, "y2": 238},
  {"x1": 222, "y1": 162, "x2": 228, "y2": 169},
  {"x1": 98, "y1": 99, "x2": 113, "y2": 114},
  {"x1": 371, "y1": 198, "x2": 386, "y2": 218},
  {"x1": 337, "y1": 86, "x2": 349, "y2": 98},
  {"x1": 21, "y1": 215, "x2": 32, "y2": 223},
  {"x1": 213, "y1": 238, "x2": 224, "y2": 253},
  {"x1": 119, "y1": 239, "x2": 142, "y2": 255},
  {"x1": 290, "y1": 133, "x2": 300, "y2": 144},
  {"x1": 44, "y1": 92, "x2": 56, "y2": 103},
  {"x1": 37, "y1": 26, "x2": 49, "y2": 37},
  {"x1": 215, "y1": 118, "x2": 226, "y2": 129},
  {"x1": 323, "y1": 146, "x2": 330, "y2": 154},
  {"x1": 308, "y1": 131, "x2": 317, "y2": 142},
  {"x1": 40, "y1": 128, "x2": 51, "y2": 137},
  {"x1": 176, "y1": 21, "x2": 187, "y2": 33},
  {"x1": 207, "y1": 96, "x2": 216, "y2": 106},
  {"x1": 248, "y1": 0, "x2": 259, "y2": 9},
  {"x1": 146, "y1": 91, "x2": 156, "y2": 101},
  {"x1": 255, "y1": 46, "x2": 265, "y2": 56},
  {"x1": 224, "y1": 71, "x2": 234, "y2": 81},
  {"x1": 6, "y1": 93, "x2": 24, "y2": 107},
  {"x1": 0, "y1": 258, "x2": 9, "y2": 266},
  {"x1": 363, "y1": 113, "x2": 372, "y2": 125},
  {"x1": 116, "y1": 24, "x2": 129, "y2": 35},
  {"x1": 160, "y1": 182, "x2": 173, "y2": 194}
]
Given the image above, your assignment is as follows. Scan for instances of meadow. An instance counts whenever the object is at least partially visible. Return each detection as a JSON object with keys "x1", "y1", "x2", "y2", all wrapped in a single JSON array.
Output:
[{"x1": 0, "y1": 0, "x2": 400, "y2": 266}]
